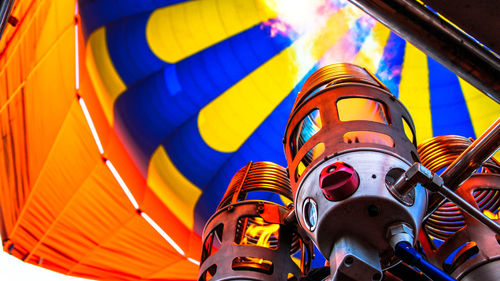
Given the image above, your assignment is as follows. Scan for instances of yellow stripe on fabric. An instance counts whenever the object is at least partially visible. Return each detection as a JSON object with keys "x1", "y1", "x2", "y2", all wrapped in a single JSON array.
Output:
[
  {"x1": 147, "y1": 146, "x2": 202, "y2": 230},
  {"x1": 459, "y1": 78, "x2": 500, "y2": 159},
  {"x1": 198, "y1": 7, "x2": 361, "y2": 152},
  {"x1": 280, "y1": 195, "x2": 292, "y2": 206},
  {"x1": 146, "y1": 0, "x2": 277, "y2": 63},
  {"x1": 352, "y1": 22, "x2": 391, "y2": 73},
  {"x1": 398, "y1": 43, "x2": 433, "y2": 144},
  {"x1": 85, "y1": 27, "x2": 126, "y2": 125},
  {"x1": 459, "y1": 78, "x2": 500, "y2": 137}
]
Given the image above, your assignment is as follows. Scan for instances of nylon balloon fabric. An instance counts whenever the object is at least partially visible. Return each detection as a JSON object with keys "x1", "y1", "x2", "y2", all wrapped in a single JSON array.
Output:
[
  {"x1": 1, "y1": 0, "x2": 499, "y2": 280},
  {"x1": 80, "y1": 0, "x2": 499, "y2": 234},
  {"x1": 0, "y1": 0, "x2": 200, "y2": 280}
]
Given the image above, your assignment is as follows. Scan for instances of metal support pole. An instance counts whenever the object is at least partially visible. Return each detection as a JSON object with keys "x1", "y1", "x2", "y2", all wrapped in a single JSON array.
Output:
[
  {"x1": 347, "y1": 0, "x2": 500, "y2": 103},
  {"x1": 436, "y1": 185, "x2": 500, "y2": 235},
  {"x1": 441, "y1": 117, "x2": 500, "y2": 189},
  {"x1": 392, "y1": 163, "x2": 500, "y2": 235},
  {"x1": 427, "y1": 117, "x2": 500, "y2": 215}
]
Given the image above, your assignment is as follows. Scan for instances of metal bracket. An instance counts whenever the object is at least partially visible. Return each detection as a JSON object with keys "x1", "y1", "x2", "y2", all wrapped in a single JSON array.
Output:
[{"x1": 390, "y1": 162, "x2": 500, "y2": 235}]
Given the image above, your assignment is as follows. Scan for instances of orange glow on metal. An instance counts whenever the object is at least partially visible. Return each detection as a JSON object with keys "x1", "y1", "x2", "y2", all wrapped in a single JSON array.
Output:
[
  {"x1": 337, "y1": 98, "x2": 388, "y2": 124},
  {"x1": 237, "y1": 256, "x2": 274, "y2": 267},
  {"x1": 241, "y1": 217, "x2": 280, "y2": 249},
  {"x1": 297, "y1": 143, "x2": 325, "y2": 179},
  {"x1": 238, "y1": 217, "x2": 280, "y2": 267},
  {"x1": 343, "y1": 131, "x2": 395, "y2": 147},
  {"x1": 238, "y1": 217, "x2": 280, "y2": 266}
]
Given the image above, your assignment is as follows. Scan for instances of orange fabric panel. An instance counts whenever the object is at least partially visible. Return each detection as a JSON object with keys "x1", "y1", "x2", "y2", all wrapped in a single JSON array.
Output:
[
  {"x1": 8, "y1": 100, "x2": 101, "y2": 255},
  {"x1": 101, "y1": 129, "x2": 202, "y2": 258},
  {"x1": 100, "y1": 130, "x2": 148, "y2": 204},
  {"x1": 0, "y1": 1, "x2": 44, "y2": 243},
  {"x1": 22, "y1": 159, "x2": 137, "y2": 267},
  {"x1": 0, "y1": 91, "x2": 29, "y2": 240},
  {"x1": 69, "y1": 215, "x2": 191, "y2": 280},
  {"x1": 0, "y1": 1, "x2": 35, "y2": 52},
  {"x1": 24, "y1": 11, "x2": 76, "y2": 187},
  {"x1": 149, "y1": 259, "x2": 200, "y2": 280},
  {"x1": 1, "y1": 0, "x2": 201, "y2": 280},
  {"x1": 140, "y1": 186, "x2": 202, "y2": 259},
  {"x1": 0, "y1": 0, "x2": 76, "y2": 239},
  {"x1": 6, "y1": 99, "x2": 192, "y2": 280},
  {"x1": 186, "y1": 232, "x2": 203, "y2": 263}
]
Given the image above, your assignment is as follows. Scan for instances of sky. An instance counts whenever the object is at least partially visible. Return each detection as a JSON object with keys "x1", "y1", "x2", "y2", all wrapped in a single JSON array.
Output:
[{"x1": 0, "y1": 234, "x2": 91, "y2": 281}]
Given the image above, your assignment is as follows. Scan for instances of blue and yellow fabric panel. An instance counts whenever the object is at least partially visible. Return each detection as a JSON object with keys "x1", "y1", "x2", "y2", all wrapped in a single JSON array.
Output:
[{"x1": 79, "y1": 0, "x2": 500, "y2": 237}]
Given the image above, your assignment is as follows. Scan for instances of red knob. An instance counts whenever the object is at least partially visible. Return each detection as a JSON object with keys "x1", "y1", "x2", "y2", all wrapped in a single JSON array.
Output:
[{"x1": 319, "y1": 162, "x2": 359, "y2": 201}]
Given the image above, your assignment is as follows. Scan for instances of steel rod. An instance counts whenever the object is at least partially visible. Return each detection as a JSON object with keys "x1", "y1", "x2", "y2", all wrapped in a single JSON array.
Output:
[
  {"x1": 437, "y1": 185, "x2": 500, "y2": 235},
  {"x1": 348, "y1": 0, "x2": 500, "y2": 103},
  {"x1": 427, "y1": 117, "x2": 500, "y2": 215},
  {"x1": 441, "y1": 117, "x2": 500, "y2": 188}
]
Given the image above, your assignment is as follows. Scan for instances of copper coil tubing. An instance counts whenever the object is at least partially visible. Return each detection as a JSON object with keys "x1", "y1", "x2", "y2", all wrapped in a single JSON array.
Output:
[
  {"x1": 217, "y1": 161, "x2": 292, "y2": 210},
  {"x1": 418, "y1": 135, "x2": 500, "y2": 241},
  {"x1": 296, "y1": 63, "x2": 386, "y2": 107},
  {"x1": 217, "y1": 161, "x2": 306, "y2": 256}
]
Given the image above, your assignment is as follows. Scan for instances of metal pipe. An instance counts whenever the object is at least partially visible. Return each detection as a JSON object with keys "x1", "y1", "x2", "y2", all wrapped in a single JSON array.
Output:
[
  {"x1": 348, "y1": 0, "x2": 500, "y2": 103},
  {"x1": 427, "y1": 117, "x2": 500, "y2": 215},
  {"x1": 440, "y1": 117, "x2": 500, "y2": 188},
  {"x1": 390, "y1": 161, "x2": 500, "y2": 235},
  {"x1": 0, "y1": 0, "x2": 14, "y2": 40},
  {"x1": 394, "y1": 241, "x2": 456, "y2": 281},
  {"x1": 436, "y1": 184, "x2": 500, "y2": 235}
]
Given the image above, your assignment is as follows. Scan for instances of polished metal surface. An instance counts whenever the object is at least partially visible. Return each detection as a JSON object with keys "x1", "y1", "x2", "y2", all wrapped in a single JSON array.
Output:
[
  {"x1": 217, "y1": 161, "x2": 293, "y2": 210},
  {"x1": 437, "y1": 183, "x2": 500, "y2": 235},
  {"x1": 284, "y1": 64, "x2": 426, "y2": 280},
  {"x1": 391, "y1": 162, "x2": 433, "y2": 200},
  {"x1": 392, "y1": 160, "x2": 500, "y2": 235},
  {"x1": 200, "y1": 202, "x2": 302, "y2": 281},
  {"x1": 284, "y1": 63, "x2": 419, "y2": 196},
  {"x1": 199, "y1": 162, "x2": 312, "y2": 281},
  {"x1": 423, "y1": 0, "x2": 500, "y2": 56},
  {"x1": 295, "y1": 63, "x2": 387, "y2": 108},
  {"x1": 420, "y1": 174, "x2": 500, "y2": 279},
  {"x1": 460, "y1": 260, "x2": 500, "y2": 281},
  {"x1": 348, "y1": 0, "x2": 500, "y2": 102},
  {"x1": 418, "y1": 134, "x2": 500, "y2": 240},
  {"x1": 386, "y1": 223, "x2": 414, "y2": 251},
  {"x1": 329, "y1": 236, "x2": 383, "y2": 281},
  {"x1": 390, "y1": 162, "x2": 500, "y2": 234},
  {"x1": 294, "y1": 150, "x2": 427, "y2": 269},
  {"x1": 440, "y1": 117, "x2": 500, "y2": 190},
  {"x1": 426, "y1": 118, "x2": 500, "y2": 219}
]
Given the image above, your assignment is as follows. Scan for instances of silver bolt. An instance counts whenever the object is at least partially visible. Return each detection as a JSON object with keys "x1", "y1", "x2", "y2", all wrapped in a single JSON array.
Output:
[{"x1": 386, "y1": 222, "x2": 414, "y2": 250}]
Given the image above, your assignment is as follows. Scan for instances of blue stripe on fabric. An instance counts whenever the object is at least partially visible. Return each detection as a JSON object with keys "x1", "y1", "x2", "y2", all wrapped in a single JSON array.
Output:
[
  {"x1": 114, "y1": 22, "x2": 294, "y2": 174},
  {"x1": 192, "y1": 67, "x2": 316, "y2": 234},
  {"x1": 428, "y1": 57, "x2": 476, "y2": 138},
  {"x1": 164, "y1": 65, "x2": 182, "y2": 96},
  {"x1": 191, "y1": 17, "x2": 377, "y2": 233},
  {"x1": 172, "y1": 19, "x2": 373, "y2": 233},
  {"x1": 163, "y1": 116, "x2": 230, "y2": 189},
  {"x1": 106, "y1": 13, "x2": 166, "y2": 87},
  {"x1": 375, "y1": 32, "x2": 406, "y2": 97},
  {"x1": 322, "y1": 16, "x2": 375, "y2": 63},
  {"x1": 78, "y1": 0, "x2": 187, "y2": 38},
  {"x1": 349, "y1": 17, "x2": 375, "y2": 55}
]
